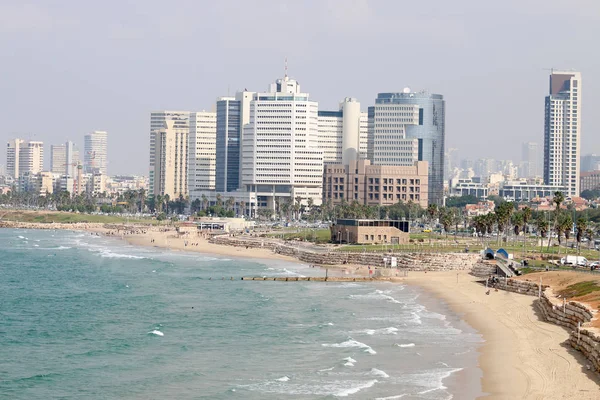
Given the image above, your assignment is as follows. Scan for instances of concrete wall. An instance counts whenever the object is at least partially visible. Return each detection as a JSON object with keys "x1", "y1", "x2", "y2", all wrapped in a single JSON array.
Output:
[{"x1": 210, "y1": 235, "x2": 479, "y2": 270}]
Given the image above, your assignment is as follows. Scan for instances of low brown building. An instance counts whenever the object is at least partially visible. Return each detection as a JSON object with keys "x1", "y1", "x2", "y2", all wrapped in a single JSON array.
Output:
[
  {"x1": 323, "y1": 160, "x2": 428, "y2": 208},
  {"x1": 330, "y1": 219, "x2": 409, "y2": 245}
]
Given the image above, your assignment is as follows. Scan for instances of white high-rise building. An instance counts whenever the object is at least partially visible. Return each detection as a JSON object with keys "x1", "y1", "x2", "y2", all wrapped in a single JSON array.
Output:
[
  {"x1": 51, "y1": 142, "x2": 80, "y2": 176},
  {"x1": 241, "y1": 75, "x2": 323, "y2": 207},
  {"x1": 6, "y1": 139, "x2": 24, "y2": 178},
  {"x1": 149, "y1": 111, "x2": 190, "y2": 195},
  {"x1": 151, "y1": 119, "x2": 189, "y2": 199},
  {"x1": 84, "y1": 130, "x2": 108, "y2": 174},
  {"x1": 6, "y1": 139, "x2": 44, "y2": 179},
  {"x1": 317, "y1": 98, "x2": 368, "y2": 165},
  {"x1": 544, "y1": 71, "x2": 582, "y2": 196},
  {"x1": 188, "y1": 111, "x2": 217, "y2": 196}
]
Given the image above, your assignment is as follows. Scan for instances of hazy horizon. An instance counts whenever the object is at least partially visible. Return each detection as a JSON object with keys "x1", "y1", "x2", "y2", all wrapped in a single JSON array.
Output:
[{"x1": 1, "y1": 0, "x2": 599, "y2": 175}]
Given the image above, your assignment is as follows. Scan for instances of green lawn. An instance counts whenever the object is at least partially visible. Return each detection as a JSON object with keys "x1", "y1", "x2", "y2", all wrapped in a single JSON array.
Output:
[
  {"x1": 268, "y1": 228, "x2": 331, "y2": 243},
  {"x1": 0, "y1": 210, "x2": 156, "y2": 225}
]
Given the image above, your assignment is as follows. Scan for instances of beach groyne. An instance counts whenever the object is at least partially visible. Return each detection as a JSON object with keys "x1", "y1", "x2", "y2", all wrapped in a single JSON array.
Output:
[
  {"x1": 491, "y1": 277, "x2": 600, "y2": 374},
  {"x1": 210, "y1": 235, "x2": 479, "y2": 271}
]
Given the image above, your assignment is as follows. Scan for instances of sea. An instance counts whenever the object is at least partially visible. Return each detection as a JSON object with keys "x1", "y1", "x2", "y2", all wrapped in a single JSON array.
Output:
[{"x1": 0, "y1": 229, "x2": 483, "y2": 399}]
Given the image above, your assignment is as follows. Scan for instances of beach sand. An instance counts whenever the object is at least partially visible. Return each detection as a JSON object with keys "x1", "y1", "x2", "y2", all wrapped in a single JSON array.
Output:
[{"x1": 405, "y1": 270, "x2": 600, "y2": 399}]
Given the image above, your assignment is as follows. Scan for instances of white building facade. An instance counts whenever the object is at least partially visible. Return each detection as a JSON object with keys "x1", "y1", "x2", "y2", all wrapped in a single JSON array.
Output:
[
  {"x1": 544, "y1": 71, "x2": 581, "y2": 196},
  {"x1": 241, "y1": 76, "x2": 323, "y2": 208},
  {"x1": 188, "y1": 111, "x2": 217, "y2": 196},
  {"x1": 7, "y1": 140, "x2": 44, "y2": 179},
  {"x1": 149, "y1": 111, "x2": 190, "y2": 195},
  {"x1": 84, "y1": 130, "x2": 108, "y2": 174},
  {"x1": 151, "y1": 120, "x2": 189, "y2": 199},
  {"x1": 317, "y1": 98, "x2": 368, "y2": 165}
]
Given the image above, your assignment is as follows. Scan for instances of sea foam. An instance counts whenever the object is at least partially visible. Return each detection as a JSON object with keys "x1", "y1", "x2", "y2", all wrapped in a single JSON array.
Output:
[
  {"x1": 369, "y1": 368, "x2": 390, "y2": 378},
  {"x1": 322, "y1": 339, "x2": 376, "y2": 354},
  {"x1": 148, "y1": 330, "x2": 164, "y2": 336},
  {"x1": 334, "y1": 379, "x2": 378, "y2": 397}
]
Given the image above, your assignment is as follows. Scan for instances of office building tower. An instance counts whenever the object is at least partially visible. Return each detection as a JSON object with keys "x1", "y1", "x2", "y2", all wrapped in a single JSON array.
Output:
[
  {"x1": 544, "y1": 71, "x2": 581, "y2": 196},
  {"x1": 520, "y1": 142, "x2": 541, "y2": 178},
  {"x1": 149, "y1": 111, "x2": 190, "y2": 195},
  {"x1": 7, "y1": 139, "x2": 44, "y2": 179},
  {"x1": 84, "y1": 130, "x2": 108, "y2": 174},
  {"x1": 50, "y1": 144, "x2": 66, "y2": 174},
  {"x1": 65, "y1": 141, "x2": 79, "y2": 177},
  {"x1": 215, "y1": 91, "x2": 253, "y2": 192},
  {"x1": 317, "y1": 98, "x2": 368, "y2": 165},
  {"x1": 370, "y1": 89, "x2": 445, "y2": 205},
  {"x1": 241, "y1": 75, "x2": 323, "y2": 207},
  {"x1": 6, "y1": 139, "x2": 24, "y2": 178},
  {"x1": 188, "y1": 111, "x2": 217, "y2": 196},
  {"x1": 51, "y1": 142, "x2": 80, "y2": 176},
  {"x1": 151, "y1": 119, "x2": 189, "y2": 199},
  {"x1": 581, "y1": 154, "x2": 600, "y2": 173}
]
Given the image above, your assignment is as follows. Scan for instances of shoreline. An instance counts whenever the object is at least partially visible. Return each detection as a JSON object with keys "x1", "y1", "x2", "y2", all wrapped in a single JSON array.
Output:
[
  {"x1": 4, "y1": 223, "x2": 600, "y2": 398},
  {"x1": 404, "y1": 271, "x2": 600, "y2": 399}
]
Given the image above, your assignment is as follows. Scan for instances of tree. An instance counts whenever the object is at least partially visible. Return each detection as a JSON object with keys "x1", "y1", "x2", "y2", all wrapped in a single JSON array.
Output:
[
  {"x1": 576, "y1": 217, "x2": 588, "y2": 254},
  {"x1": 138, "y1": 188, "x2": 146, "y2": 213},
  {"x1": 439, "y1": 207, "x2": 452, "y2": 238},
  {"x1": 580, "y1": 189, "x2": 600, "y2": 201},
  {"x1": 445, "y1": 195, "x2": 479, "y2": 208},
  {"x1": 522, "y1": 206, "x2": 532, "y2": 255},
  {"x1": 216, "y1": 193, "x2": 222, "y2": 208},
  {"x1": 201, "y1": 194, "x2": 208, "y2": 211},
  {"x1": 513, "y1": 212, "x2": 523, "y2": 236},
  {"x1": 239, "y1": 200, "x2": 246, "y2": 218},
  {"x1": 427, "y1": 204, "x2": 438, "y2": 225},
  {"x1": 548, "y1": 191, "x2": 565, "y2": 251},
  {"x1": 191, "y1": 199, "x2": 202, "y2": 214},
  {"x1": 556, "y1": 212, "x2": 572, "y2": 254}
]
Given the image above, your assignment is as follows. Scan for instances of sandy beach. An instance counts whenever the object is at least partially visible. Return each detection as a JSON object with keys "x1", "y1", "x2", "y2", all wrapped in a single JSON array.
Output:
[
  {"x1": 3, "y1": 221, "x2": 600, "y2": 399},
  {"x1": 406, "y1": 270, "x2": 600, "y2": 399}
]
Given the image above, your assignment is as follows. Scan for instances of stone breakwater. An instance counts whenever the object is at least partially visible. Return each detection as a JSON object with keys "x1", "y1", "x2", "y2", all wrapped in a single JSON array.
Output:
[
  {"x1": 491, "y1": 278, "x2": 600, "y2": 374},
  {"x1": 210, "y1": 235, "x2": 480, "y2": 271},
  {"x1": 0, "y1": 221, "x2": 105, "y2": 231}
]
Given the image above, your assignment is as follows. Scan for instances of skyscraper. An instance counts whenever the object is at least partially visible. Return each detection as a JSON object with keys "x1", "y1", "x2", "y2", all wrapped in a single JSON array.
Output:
[
  {"x1": 151, "y1": 119, "x2": 189, "y2": 199},
  {"x1": 240, "y1": 75, "x2": 323, "y2": 207},
  {"x1": 370, "y1": 89, "x2": 445, "y2": 206},
  {"x1": 317, "y1": 98, "x2": 368, "y2": 165},
  {"x1": 544, "y1": 71, "x2": 581, "y2": 196},
  {"x1": 215, "y1": 91, "x2": 253, "y2": 192},
  {"x1": 6, "y1": 139, "x2": 23, "y2": 178},
  {"x1": 188, "y1": 111, "x2": 217, "y2": 196},
  {"x1": 581, "y1": 154, "x2": 600, "y2": 172},
  {"x1": 6, "y1": 139, "x2": 44, "y2": 179},
  {"x1": 149, "y1": 111, "x2": 190, "y2": 195},
  {"x1": 84, "y1": 130, "x2": 108, "y2": 174},
  {"x1": 51, "y1": 142, "x2": 80, "y2": 176},
  {"x1": 521, "y1": 142, "x2": 541, "y2": 178}
]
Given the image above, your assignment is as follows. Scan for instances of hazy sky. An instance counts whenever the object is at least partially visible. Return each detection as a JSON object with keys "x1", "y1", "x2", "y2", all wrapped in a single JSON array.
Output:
[{"x1": 1, "y1": 0, "x2": 599, "y2": 175}]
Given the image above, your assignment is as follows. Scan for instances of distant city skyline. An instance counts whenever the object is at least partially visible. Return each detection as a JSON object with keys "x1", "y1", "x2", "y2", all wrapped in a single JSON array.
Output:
[{"x1": 0, "y1": 1, "x2": 598, "y2": 175}]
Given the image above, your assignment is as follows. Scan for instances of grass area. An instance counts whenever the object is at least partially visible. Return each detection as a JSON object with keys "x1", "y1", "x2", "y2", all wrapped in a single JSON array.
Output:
[
  {"x1": 559, "y1": 281, "x2": 600, "y2": 298},
  {"x1": 0, "y1": 210, "x2": 156, "y2": 225},
  {"x1": 268, "y1": 228, "x2": 331, "y2": 244}
]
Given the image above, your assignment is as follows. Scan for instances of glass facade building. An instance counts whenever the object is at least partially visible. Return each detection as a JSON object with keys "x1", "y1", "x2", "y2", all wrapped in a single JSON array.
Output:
[
  {"x1": 372, "y1": 91, "x2": 445, "y2": 206},
  {"x1": 215, "y1": 98, "x2": 241, "y2": 192}
]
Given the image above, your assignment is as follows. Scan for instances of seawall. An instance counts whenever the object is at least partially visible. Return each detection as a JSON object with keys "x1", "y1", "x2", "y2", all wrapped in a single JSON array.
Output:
[{"x1": 210, "y1": 235, "x2": 480, "y2": 271}]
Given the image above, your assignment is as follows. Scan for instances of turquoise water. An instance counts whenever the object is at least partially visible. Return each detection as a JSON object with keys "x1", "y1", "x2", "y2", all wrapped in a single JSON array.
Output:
[{"x1": 0, "y1": 229, "x2": 482, "y2": 399}]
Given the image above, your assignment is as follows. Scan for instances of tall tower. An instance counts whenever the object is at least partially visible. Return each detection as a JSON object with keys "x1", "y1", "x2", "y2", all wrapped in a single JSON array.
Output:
[
  {"x1": 151, "y1": 120, "x2": 189, "y2": 198},
  {"x1": 543, "y1": 71, "x2": 581, "y2": 196},
  {"x1": 84, "y1": 131, "x2": 108, "y2": 174},
  {"x1": 6, "y1": 139, "x2": 24, "y2": 179},
  {"x1": 241, "y1": 76, "x2": 323, "y2": 207},
  {"x1": 149, "y1": 111, "x2": 190, "y2": 195},
  {"x1": 371, "y1": 89, "x2": 445, "y2": 206},
  {"x1": 188, "y1": 111, "x2": 217, "y2": 197}
]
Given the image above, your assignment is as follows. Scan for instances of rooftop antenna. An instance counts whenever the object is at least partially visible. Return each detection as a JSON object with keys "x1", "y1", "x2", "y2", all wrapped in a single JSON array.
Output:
[{"x1": 284, "y1": 57, "x2": 288, "y2": 79}]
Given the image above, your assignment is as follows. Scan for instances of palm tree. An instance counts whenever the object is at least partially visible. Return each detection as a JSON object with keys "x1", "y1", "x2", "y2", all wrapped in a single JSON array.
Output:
[
  {"x1": 240, "y1": 200, "x2": 246, "y2": 218},
  {"x1": 138, "y1": 188, "x2": 146, "y2": 213},
  {"x1": 201, "y1": 194, "x2": 208, "y2": 211},
  {"x1": 226, "y1": 197, "x2": 235, "y2": 212},
  {"x1": 555, "y1": 213, "x2": 572, "y2": 255},
  {"x1": 155, "y1": 194, "x2": 163, "y2": 213},
  {"x1": 164, "y1": 194, "x2": 170, "y2": 214},
  {"x1": 536, "y1": 216, "x2": 549, "y2": 254},
  {"x1": 576, "y1": 217, "x2": 587, "y2": 255},
  {"x1": 548, "y1": 191, "x2": 565, "y2": 251},
  {"x1": 522, "y1": 206, "x2": 532, "y2": 255},
  {"x1": 216, "y1": 193, "x2": 223, "y2": 208}
]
